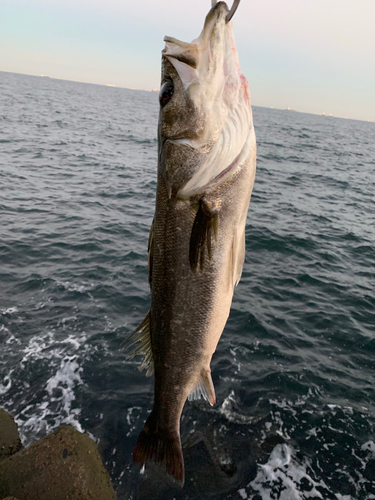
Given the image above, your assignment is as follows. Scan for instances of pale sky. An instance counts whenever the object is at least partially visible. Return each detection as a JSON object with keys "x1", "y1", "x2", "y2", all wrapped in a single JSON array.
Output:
[{"x1": 1, "y1": 0, "x2": 374, "y2": 121}]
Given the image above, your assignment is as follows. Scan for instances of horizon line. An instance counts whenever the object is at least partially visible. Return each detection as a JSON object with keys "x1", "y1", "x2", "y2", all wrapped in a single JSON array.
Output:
[{"x1": 1, "y1": 69, "x2": 374, "y2": 125}]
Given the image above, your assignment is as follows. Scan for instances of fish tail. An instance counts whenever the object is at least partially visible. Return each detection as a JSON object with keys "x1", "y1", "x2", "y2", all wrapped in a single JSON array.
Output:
[{"x1": 133, "y1": 410, "x2": 184, "y2": 486}]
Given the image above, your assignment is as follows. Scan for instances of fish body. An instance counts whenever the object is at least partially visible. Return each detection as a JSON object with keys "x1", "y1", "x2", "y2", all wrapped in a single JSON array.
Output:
[{"x1": 127, "y1": 1, "x2": 256, "y2": 485}]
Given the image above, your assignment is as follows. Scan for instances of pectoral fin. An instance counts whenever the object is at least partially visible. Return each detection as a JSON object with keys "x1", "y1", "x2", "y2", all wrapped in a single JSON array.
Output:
[
  {"x1": 188, "y1": 369, "x2": 216, "y2": 406},
  {"x1": 189, "y1": 200, "x2": 218, "y2": 273},
  {"x1": 123, "y1": 311, "x2": 154, "y2": 377}
]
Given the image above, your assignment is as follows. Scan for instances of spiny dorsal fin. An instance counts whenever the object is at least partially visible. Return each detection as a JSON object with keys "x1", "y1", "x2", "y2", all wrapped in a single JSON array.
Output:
[
  {"x1": 123, "y1": 311, "x2": 154, "y2": 376},
  {"x1": 188, "y1": 369, "x2": 216, "y2": 406},
  {"x1": 189, "y1": 199, "x2": 218, "y2": 273}
]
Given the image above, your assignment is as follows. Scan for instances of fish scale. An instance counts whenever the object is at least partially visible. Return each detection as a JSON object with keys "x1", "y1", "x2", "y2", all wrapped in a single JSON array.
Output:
[{"x1": 126, "y1": 0, "x2": 256, "y2": 485}]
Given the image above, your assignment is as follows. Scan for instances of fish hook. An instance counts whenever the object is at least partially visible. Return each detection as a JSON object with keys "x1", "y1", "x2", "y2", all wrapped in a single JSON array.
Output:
[
  {"x1": 210, "y1": 0, "x2": 241, "y2": 23},
  {"x1": 226, "y1": 0, "x2": 241, "y2": 22}
]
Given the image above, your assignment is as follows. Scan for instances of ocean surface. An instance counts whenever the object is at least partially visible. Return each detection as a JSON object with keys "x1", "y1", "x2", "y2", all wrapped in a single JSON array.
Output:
[{"x1": 1, "y1": 70, "x2": 375, "y2": 500}]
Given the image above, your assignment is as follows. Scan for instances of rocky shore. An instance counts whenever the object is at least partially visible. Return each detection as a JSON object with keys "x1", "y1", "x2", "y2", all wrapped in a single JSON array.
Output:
[{"x1": 0, "y1": 408, "x2": 116, "y2": 500}]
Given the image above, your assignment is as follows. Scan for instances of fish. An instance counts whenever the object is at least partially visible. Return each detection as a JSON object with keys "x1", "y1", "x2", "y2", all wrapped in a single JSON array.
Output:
[{"x1": 126, "y1": 0, "x2": 256, "y2": 486}]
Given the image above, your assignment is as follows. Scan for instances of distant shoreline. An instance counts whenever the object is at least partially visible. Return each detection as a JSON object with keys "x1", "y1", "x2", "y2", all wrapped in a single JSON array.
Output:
[{"x1": 1, "y1": 70, "x2": 373, "y2": 124}]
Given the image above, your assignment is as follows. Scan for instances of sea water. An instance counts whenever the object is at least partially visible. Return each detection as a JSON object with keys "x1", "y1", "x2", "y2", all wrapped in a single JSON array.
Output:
[{"x1": 1, "y1": 71, "x2": 375, "y2": 499}]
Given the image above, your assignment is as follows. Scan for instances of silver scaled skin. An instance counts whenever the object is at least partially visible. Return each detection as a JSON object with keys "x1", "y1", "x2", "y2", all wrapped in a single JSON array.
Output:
[{"x1": 126, "y1": 1, "x2": 256, "y2": 485}]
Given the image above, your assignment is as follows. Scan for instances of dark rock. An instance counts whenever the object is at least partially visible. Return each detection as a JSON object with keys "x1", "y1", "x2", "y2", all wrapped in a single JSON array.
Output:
[
  {"x1": 0, "y1": 409, "x2": 22, "y2": 462},
  {"x1": 0, "y1": 425, "x2": 116, "y2": 500}
]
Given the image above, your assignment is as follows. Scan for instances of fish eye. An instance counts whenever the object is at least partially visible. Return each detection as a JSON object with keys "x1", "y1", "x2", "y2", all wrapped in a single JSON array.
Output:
[{"x1": 159, "y1": 81, "x2": 174, "y2": 107}]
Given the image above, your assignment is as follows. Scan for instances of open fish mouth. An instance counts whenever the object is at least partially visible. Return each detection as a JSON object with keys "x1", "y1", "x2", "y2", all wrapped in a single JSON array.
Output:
[
  {"x1": 208, "y1": 1, "x2": 241, "y2": 24},
  {"x1": 160, "y1": 0, "x2": 252, "y2": 200}
]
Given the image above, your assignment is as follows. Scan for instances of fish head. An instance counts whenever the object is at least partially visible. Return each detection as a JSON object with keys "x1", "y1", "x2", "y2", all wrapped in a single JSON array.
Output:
[{"x1": 159, "y1": 1, "x2": 253, "y2": 199}]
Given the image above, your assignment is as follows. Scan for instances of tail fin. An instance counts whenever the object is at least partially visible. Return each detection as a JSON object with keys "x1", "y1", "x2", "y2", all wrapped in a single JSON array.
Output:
[{"x1": 133, "y1": 410, "x2": 185, "y2": 486}]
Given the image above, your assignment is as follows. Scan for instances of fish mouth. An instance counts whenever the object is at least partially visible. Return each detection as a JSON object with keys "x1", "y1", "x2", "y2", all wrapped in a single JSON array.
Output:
[
  {"x1": 160, "y1": 0, "x2": 251, "y2": 199},
  {"x1": 162, "y1": 1, "x2": 237, "y2": 79},
  {"x1": 204, "y1": 2, "x2": 230, "y2": 28},
  {"x1": 208, "y1": 0, "x2": 241, "y2": 24}
]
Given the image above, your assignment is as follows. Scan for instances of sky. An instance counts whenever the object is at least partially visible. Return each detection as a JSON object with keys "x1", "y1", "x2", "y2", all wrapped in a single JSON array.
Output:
[{"x1": 1, "y1": 0, "x2": 374, "y2": 121}]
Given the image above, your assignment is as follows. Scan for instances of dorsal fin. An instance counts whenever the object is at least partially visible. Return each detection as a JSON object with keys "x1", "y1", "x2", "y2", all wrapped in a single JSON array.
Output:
[{"x1": 123, "y1": 311, "x2": 154, "y2": 377}]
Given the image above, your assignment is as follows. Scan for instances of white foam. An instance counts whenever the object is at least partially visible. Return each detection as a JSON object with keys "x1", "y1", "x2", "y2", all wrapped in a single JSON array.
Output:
[
  {"x1": 13, "y1": 331, "x2": 91, "y2": 444},
  {"x1": 0, "y1": 324, "x2": 10, "y2": 334},
  {"x1": 306, "y1": 427, "x2": 318, "y2": 437},
  {"x1": 219, "y1": 390, "x2": 259, "y2": 425},
  {"x1": 59, "y1": 317, "x2": 78, "y2": 330},
  {"x1": 20, "y1": 332, "x2": 56, "y2": 368},
  {"x1": 46, "y1": 357, "x2": 84, "y2": 419},
  {"x1": 1, "y1": 306, "x2": 19, "y2": 315},
  {"x1": 1, "y1": 323, "x2": 21, "y2": 346},
  {"x1": 55, "y1": 280, "x2": 94, "y2": 295},
  {"x1": 35, "y1": 300, "x2": 50, "y2": 310},
  {"x1": 0, "y1": 370, "x2": 13, "y2": 395},
  {"x1": 62, "y1": 333, "x2": 86, "y2": 350},
  {"x1": 249, "y1": 444, "x2": 328, "y2": 500},
  {"x1": 125, "y1": 406, "x2": 142, "y2": 437},
  {"x1": 361, "y1": 440, "x2": 375, "y2": 455},
  {"x1": 5, "y1": 333, "x2": 21, "y2": 345}
]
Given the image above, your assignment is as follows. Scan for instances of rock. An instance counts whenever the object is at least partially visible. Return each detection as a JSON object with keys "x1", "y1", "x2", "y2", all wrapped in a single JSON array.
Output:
[
  {"x1": 0, "y1": 426, "x2": 116, "y2": 500},
  {"x1": 0, "y1": 409, "x2": 22, "y2": 462}
]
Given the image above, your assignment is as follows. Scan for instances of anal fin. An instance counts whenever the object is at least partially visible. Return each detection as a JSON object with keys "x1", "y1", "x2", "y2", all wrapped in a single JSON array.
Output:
[
  {"x1": 188, "y1": 369, "x2": 216, "y2": 406},
  {"x1": 123, "y1": 311, "x2": 154, "y2": 376}
]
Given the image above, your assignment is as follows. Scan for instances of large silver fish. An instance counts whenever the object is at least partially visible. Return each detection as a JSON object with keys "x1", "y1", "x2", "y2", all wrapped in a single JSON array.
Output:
[{"x1": 126, "y1": 0, "x2": 256, "y2": 485}]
